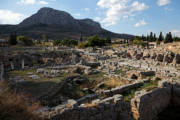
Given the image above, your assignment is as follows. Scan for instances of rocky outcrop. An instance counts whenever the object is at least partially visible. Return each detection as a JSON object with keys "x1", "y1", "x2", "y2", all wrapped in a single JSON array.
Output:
[
  {"x1": 174, "y1": 54, "x2": 180, "y2": 64},
  {"x1": 156, "y1": 54, "x2": 164, "y2": 62},
  {"x1": 136, "y1": 53, "x2": 143, "y2": 60},
  {"x1": 164, "y1": 52, "x2": 175, "y2": 63},
  {"x1": 119, "y1": 49, "x2": 180, "y2": 64}
]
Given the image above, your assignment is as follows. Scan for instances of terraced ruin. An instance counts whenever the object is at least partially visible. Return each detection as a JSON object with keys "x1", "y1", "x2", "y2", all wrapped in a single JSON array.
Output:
[{"x1": 0, "y1": 42, "x2": 180, "y2": 120}]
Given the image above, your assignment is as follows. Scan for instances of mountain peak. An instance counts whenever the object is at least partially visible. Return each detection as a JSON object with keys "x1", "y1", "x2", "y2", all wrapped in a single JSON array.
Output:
[
  {"x1": 19, "y1": 7, "x2": 102, "y2": 32},
  {"x1": 7, "y1": 7, "x2": 134, "y2": 40},
  {"x1": 37, "y1": 7, "x2": 55, "y2": 13},
  {"x1": 19, "y1": 7, "x2": 76, "y2": 27}
]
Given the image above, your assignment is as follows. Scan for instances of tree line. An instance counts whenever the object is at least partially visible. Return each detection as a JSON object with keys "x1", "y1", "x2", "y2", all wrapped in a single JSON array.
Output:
[
  {"x1": 8, "y1": 33, "x2": 33, "y2": 46},
  {"x1": 133, "y1": 32, "x2": 180, "y2": 47},
  {"x1": 140, "y1": 32, "x2": 179, "y2": 43}
]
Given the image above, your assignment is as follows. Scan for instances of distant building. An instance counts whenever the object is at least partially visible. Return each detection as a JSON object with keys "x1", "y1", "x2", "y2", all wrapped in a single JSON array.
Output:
[{"x1": 0, "y1": 39, "x2": 8, "y2": 47}]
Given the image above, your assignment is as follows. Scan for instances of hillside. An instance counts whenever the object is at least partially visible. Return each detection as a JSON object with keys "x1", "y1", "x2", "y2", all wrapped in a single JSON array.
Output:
[{"x1": 0, "y1": 7, "x2": 133, "y2": 40}]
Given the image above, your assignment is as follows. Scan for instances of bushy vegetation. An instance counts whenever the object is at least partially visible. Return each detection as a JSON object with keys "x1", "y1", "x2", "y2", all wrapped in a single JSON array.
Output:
[
  {"x1": 77, "y1": 42, "x2": 86, "y2": 48},
  {"x1": 53, "y1": 39, "x2": 78, "y2": 46},
  {"x1": 77, "y1": 35, "x2": 111, "y2": 48},
  {"x1": 133, "y1": 36, "x2": 147, "y2": 47},
  {"x1": 17, "y1": 36, "x2": 34, "y2": 46},
  {"x1": 86, "y1": 35, "x2": 106, "y2": 47},
  {"x1": 53, "y1": 40, "x2": 61, "y2": 46},
  {"x1": 173, "y1": 37, "x2": 180, "y2": 42},
  {"x1": 61, "y1": 39, "x2": 78, "y2": 46}
]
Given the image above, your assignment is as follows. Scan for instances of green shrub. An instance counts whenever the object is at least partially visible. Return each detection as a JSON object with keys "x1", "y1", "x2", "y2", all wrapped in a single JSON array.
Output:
[
  {"x1": 77, "y1": 42, "x2": 86, "y2": 48},
  {"x1": 53, "y1": 40, "x2": 61, "y2": 46},
  {"x1": 133, "y1": 37, "x2": 146, "y2": 47},
  {"x1": 17, "y1": 36, "x2": 33, "y2": 46},
  {"x1": 61, "y1": 39, "x2": 78, "y2": 46},
  {"x1": 86, "y1": 35, "x2": 106, "y2": 47}
]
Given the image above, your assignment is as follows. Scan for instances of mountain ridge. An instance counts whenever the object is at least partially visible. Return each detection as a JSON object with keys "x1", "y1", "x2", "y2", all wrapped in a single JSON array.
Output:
[{"x1": 0, "y1": 7, "x2": 134, "y2": 40}]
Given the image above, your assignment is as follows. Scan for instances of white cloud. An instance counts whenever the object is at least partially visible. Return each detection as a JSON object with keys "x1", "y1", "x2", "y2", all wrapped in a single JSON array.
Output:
[
  {"x1": 164, "y1": 7, "x2": 173, "y2": 11},
  {"x1": 84, "y1": 8, "x2": 90, "y2": 11},
  {"x1": 74, "y1": 13, "x2": 81, "y2": 17},
  {"x1": 0, "y1": 9, "x2": 25, "y2": 24},
  {"x1": 123, "y1": 15, "x2": 129, "y2": 19},
  {"x1": 134, "y1": 19, "x2": 147, "y2": 27},
  {"x1": 97, "y1": 0, "x2": 149, "y2": 26},
  {"x1": 94, "y1": 17, "x2": 101, "y2": 22},
  {"x1": 18, "y1": 0, "x2": 48, "y2": 5},
  {"x1": 171, "y1": 30, "x2": 180, "y2": 37},
  {"x1": 157, "y1": 0, "x2": 171, "y2": 6},
  {"x1": 38, "y1": 0, "x2": 48, "y2": 5},
  {"x1": 18, "y1": 0, "x2": 36, "y2": 4}
]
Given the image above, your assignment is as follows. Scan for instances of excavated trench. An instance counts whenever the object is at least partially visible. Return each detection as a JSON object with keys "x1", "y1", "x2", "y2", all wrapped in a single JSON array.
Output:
[
  {"x1": 157, "y1": 105, "x2": 180, "y2": 120},
  {"x1": 131, "y1": 80, "x2": 180, "y2": 120},
  {"x1": 156, "y1": 83, "x2": 180, "y2": 120}
]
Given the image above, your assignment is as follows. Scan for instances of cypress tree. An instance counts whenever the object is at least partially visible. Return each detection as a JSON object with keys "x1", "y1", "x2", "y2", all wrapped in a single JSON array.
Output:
[
  {"x1": 164, "y1": 32, "x2": 173, "y2": 43},
  {"x1": 8, "y1": 33, "x2": 17, "y2": 45},
  {"x1": 146, "y1": 35, "x2": 150, "y2": 48},
  {"x1": 150, "y1": 32, "x2": 153, "y2": 42},
  {"x1": 158, "y1": 32, "x2": 163, "y2": 42},
  {"x1": 43, "y1": 34, "x2": 48, "y2": 42},
  {"x1": 79, "y1": 34, "x2": 83, "y2": 43},
  {"x1": 169, "y1": 32, "x2": 173, "y2": 43},
  {"x1": 153, "y1": 33, "x2": 156, "y2": 42}
]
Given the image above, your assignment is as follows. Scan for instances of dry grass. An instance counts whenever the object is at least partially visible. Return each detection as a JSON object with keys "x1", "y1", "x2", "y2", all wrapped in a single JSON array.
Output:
[
  {"x1": 111, "y1": 44, "x2": 120, "y2": 48},
  {"x1": 0, "y1": 80, "x2": 41, "y2": 120},
  {"x1": 65, "y1": 103, "x2": 73, "y2": 108},
  {"x1": 85, "y1": 103, "x2": 98, "y2": 108},
  {"x1": 104, "y1": 77, "x2": 130, "y2": 89},
  {"x1": 156, "y1": 42, "x2": 180, "y2": 54}
]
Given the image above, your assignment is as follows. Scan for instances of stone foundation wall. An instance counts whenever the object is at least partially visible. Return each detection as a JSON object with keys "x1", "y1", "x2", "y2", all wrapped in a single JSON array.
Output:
[
  {"x1": 122, "y1": 50, "x2": 180, "y2": 65},
  {"x1": 131, "y1": 88, "x2": 171, "y2": 120},
  {"x1": 172, "y1": 82, "x2": 180, "y2": 107},
  {"x1": 0, "y1": 51, "x2": 81, "y2": 71},
  {"x1": 39, "y1": 80, "x2": 180, "y2": 120},
  {"x1": 103, "y1": 81, "x2": 144, "y2": 97},
  {"x1": 131, "y1": 80, "x2": 180, "y2": 120},
  {"x1": 41, "y1": 94, "x2": 132, "y2": 120}
]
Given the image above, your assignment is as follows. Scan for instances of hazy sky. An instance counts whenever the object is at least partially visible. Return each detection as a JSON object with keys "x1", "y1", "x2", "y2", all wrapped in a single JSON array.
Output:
[{"x1": 0, "y1": 0, "x2": 180, "y2": 37}]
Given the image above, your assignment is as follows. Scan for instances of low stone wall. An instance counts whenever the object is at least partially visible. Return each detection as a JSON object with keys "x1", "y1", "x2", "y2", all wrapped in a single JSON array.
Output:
[
  {"x1": 103, "y1": 81, "x2": 144, "y2": 97},
  {"x1": 40, "y1": 94, "x2": 132, "y2": 120},
  {"x1": 39, "y1": 80, "x2": 180, "y2": 120},
  {"x1": 131, "y1": 80, "x2": 179, "y2": 120}
]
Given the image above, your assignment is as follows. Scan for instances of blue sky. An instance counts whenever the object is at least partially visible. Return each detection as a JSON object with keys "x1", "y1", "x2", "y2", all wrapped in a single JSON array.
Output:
[{"x1": 0, "y1": 0, "x2": 180, "y2": 37}]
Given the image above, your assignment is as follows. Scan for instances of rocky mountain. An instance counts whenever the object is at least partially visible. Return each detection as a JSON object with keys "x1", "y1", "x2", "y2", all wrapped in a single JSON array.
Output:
[{"x1": 0, "y1": 7, "x2": 133, "y2": 40}]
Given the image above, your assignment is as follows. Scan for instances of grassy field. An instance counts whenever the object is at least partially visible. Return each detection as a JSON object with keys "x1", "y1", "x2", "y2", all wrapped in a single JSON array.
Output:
[
  {"x1": 8, "y1": 69, "x2": 107, "y2": 100},
  {"x1": 8, "y1": 69, "x2": 68, "y2": 97},
  {"x1": 122, "y1": 80, "x2": 159, "y2": 102}
]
